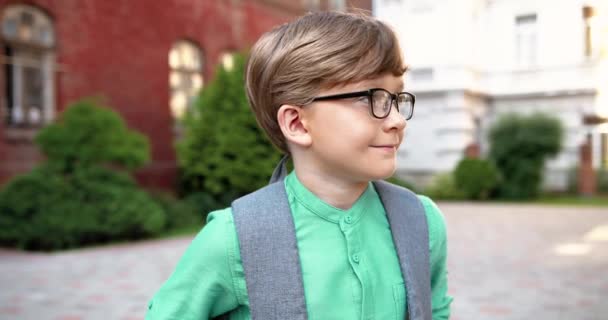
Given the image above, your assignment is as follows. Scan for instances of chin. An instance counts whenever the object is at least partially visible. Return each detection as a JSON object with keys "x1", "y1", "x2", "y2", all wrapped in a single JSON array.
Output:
[{"x1": 366, "y1": 165, "x2": 396, "y2": 181}]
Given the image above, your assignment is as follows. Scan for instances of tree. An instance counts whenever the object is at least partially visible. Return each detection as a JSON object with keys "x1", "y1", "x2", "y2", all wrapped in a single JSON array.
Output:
[{"x1": 177, "y1": 53, "x2": 281, "y2": 202}]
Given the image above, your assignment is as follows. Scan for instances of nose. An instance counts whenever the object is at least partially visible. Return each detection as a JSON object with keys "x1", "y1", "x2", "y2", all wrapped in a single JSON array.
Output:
[{"x1": 383, "y1": 99, "x2": 406, "y2": 132}]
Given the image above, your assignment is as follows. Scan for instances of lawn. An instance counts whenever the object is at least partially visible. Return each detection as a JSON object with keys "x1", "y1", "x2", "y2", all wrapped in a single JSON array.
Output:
[{"x1": 534, "y1": 195, "x2": 608, "y2": 207}]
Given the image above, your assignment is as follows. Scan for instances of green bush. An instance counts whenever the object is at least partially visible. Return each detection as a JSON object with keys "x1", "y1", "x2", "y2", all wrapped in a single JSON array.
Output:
[
  {"x1": 386, "y1": 176, "x2": 418, "y2": 193},
  {"x1": 0, "y1": 100, "x2": 165, "y2": 251},
  {"x1": 453, "y1": 158, "x2": 500, "y2": 200},
  {"x1": 152, "y1": 192, "x2": 208, "y2": 230},
  {"x1": 424, "y1": 172, "x2": 465, "y2": 200},
  {"x1": 36, "y1": 99, "x2": 149, "y2": 173},
  {"x1": 0, "y1": 166, "x2": 165, "y2": 250},
  {"x1": 488, "y1": 113, "x2": 563, "y2": 199},
  {"x1": 177, "y1": 53, "x2": 281, "y2": 202}
]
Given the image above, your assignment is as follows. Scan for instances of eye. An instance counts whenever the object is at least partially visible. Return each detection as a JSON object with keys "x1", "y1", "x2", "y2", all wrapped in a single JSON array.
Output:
[{"x1": 354, "y1": 96, "x2": 370, "y2": 105}]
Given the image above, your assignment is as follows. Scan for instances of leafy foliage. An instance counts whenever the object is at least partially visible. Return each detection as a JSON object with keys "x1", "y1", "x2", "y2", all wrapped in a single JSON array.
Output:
[
  {"x1": 424, "y1": 172, "x2": 465, "y2": 200},
  {"x1": 488, "y1": 113, "x2": 563, "y2": 199},
  {"x1": 386, "y1": 176, "x2": 418, "y2": 193},
  {"x1": 0, "y1": 100, "x2": 165, "y2": 250},
  {"x1": 36, "y1": 99, "x2": 149, "y2": 173},
  {"x1": 453, "y1": 158, "x2": 500, "y2": 200},
  {"x1": 177, "y1": 53, "x2": 281, "y2": 202},
  {"x1": 0, "y1": 166, "x2": 165, "y2": 250}
]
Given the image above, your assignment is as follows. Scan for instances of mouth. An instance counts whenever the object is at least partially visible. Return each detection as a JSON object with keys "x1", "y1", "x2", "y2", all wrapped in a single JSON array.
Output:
[{"x1": 370, "y1": 145, "x2": 398, "y2": 151}]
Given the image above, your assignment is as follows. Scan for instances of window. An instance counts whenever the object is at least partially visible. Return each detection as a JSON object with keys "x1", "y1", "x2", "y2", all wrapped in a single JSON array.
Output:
[
  {"x1": 515, "y1": 14, "x2": 537, "y2": 67},
  {"x1": 1, "y1": 4, "x2": 55, "y2": 128},
  {"x1": 219, "y1": 51, "x2": 235, "y2": 72},
  {"x1": 410, "y1": 68, "x2": 434, "y2": 82},
  {"x1": 330, "y1": 0, "x2": 347, "y2": 11},
  {"x1": 582, "y1": 6, "x2": 595, "y2": 57},
  {"x1": 410, "y1": 0, "x2": 434, "y2": 12},
  {"x1": 168, "y1": 40, "x2": 203, "y2": 120}
]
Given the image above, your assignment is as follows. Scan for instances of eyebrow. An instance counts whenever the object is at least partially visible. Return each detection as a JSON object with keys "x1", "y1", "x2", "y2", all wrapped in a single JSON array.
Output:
[{"x1": 397, "y1": 82, "x2": 405, "y2": 92}]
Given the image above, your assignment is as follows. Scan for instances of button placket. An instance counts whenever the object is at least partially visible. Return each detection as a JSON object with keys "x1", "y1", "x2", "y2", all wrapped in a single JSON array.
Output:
[
  {"x1": 345, "y1": 223, "x2": 368, "y2": 319},
  {"x1": 344, "y1": 223, "x2": 362, "y2": 267}
]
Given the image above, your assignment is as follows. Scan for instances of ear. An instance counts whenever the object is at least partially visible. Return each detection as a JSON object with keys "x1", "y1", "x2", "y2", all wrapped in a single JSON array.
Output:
[{"x1": 277, "y1": 104, "x2": 312, "y2": 148}]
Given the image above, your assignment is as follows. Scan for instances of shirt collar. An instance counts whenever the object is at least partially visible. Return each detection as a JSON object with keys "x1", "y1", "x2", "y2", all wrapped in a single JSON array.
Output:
[{"x1": 284, "y1": 171, "x2": 376, "y2": 224}]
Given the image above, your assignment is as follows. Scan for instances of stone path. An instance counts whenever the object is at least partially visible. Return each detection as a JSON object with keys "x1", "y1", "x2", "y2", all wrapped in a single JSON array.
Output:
[
  {"x1": 0, "y1": 202, "x2": 606, "y2": 319},
  {"x1": 441, "y1": 202, "x2": 608, "y2": 320}
]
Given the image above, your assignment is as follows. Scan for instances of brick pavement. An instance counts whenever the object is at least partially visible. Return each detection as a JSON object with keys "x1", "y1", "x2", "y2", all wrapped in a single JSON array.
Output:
[{"x1": 0, "y1": 203, "x2": 606, "y2": 320}]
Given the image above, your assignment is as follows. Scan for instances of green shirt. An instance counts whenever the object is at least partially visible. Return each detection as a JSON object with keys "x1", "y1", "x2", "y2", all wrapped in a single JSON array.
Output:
[{"x1": 146, "y1": 172, "x2": 453, "y2": 320}]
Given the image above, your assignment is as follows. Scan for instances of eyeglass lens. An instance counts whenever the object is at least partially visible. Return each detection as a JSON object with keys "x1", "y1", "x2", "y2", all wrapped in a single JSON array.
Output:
[{"x1": 372, "y1": 90, "x2": 413, "y2": 119}]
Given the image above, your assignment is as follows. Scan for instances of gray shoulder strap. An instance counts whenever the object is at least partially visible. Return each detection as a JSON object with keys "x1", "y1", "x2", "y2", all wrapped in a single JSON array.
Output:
[
  {"x1": 231, "y1": 180, "x2": 307, "y2": 320},
  {"x1": 373, "y1": 180, "x2": 432, "y2": 320}
]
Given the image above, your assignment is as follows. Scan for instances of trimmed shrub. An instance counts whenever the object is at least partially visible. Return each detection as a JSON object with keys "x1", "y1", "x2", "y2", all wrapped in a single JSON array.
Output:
[
  {"x1": 0, "y1": 100, "x2": 164, "y2": 251},
  {"x1": 424, "y1": 172, "x2": 465, "y2": 200},
  {"x1": 177, "y1": 53, "x2": 281, "y2": 203},
  {"x1": 453, "y1": 158, "x2": 500, "y2": 200},
  {"x1": 0, "y1": 166, "x2": 165, "y2": 250},
  {"x1": 152, "y1": 192, "x2": 208, "y2": 230},
  {"x1": 36, "y1": 99, "x2": 149, "y2": 173},
  {"x1": 488, "y1": 113, "x2": 563, "y2": 199},
  {"x1": 386, "y1": 176, "x2": 418, "y2": 193}
]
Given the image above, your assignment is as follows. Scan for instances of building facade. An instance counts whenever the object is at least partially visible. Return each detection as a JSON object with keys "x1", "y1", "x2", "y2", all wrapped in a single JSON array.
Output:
[
  {"x1": 375, "y1": 0, "x2": 608, "y2": 191},
  {"x1": 0, "y1": 0, "x2": 371, "y2": 189}
]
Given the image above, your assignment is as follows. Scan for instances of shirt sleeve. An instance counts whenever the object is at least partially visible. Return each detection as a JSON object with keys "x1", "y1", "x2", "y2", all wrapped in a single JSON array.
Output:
[
  {"x1": 418, "y1": 195, "x2": 454, "y2": 320},
  {"x1": 145, "y1": 208, "x2": 240, "y2": 320}
]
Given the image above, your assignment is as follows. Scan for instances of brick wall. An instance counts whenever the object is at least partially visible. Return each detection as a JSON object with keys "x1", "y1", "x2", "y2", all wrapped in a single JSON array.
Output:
[{"x1": 0, "y1": 0, "x2": 371, "y2": 189}]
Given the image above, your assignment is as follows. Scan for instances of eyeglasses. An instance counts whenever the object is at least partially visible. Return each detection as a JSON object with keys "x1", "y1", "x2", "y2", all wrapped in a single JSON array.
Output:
[{"x1": 310, "y1": 88, "x2": 415, "y2": 120}]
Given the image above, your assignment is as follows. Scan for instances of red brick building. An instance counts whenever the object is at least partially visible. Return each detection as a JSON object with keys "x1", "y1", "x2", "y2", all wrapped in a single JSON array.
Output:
[{"x1": 0, "y1": 0, "x2": 371, "y2": 190}]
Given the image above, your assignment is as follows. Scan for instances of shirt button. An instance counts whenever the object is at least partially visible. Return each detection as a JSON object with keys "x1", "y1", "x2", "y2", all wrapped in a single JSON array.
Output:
[
  {"x1": 344, "y1": 215, "x2": 353, "y2": 224},
  {"x1": 352, "y1": 253, "x2": 360, "y2": 263}
]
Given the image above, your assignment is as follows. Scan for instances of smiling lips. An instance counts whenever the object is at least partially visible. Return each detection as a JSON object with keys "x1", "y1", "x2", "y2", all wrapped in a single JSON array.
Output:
[{"x1": 371, "y1": 145, "x2": 397, "y2": 151}]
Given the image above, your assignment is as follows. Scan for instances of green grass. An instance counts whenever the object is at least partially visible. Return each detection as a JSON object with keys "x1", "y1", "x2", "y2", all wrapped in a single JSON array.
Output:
[
  {"x1": 534, "y1": 195, "x2": 608, "y2": 207},
  {"x1": 157, "y1": 223, "x2": 204, "y2": 239}
]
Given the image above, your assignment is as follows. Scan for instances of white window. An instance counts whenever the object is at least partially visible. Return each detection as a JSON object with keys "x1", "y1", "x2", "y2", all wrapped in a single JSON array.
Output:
[
  {"x1": 1, "y1": 4, "x2": 55, "y2": 128},
  {"x1": 330, "y1": 0, "x2": 347, "y2": 11},
  {"x1": 410, "y1": 67, "x2": 434, "y2": 82},
  {"x1": 219, "y1": 51, "x2": 235, "y2": 72},
  {"x1": 515, "y1": 14, "x2": 537, "y2": 68},
  {"x1": 168, "y1": 40, "x2": 203, "y2": 120},
  {"x1": 410, "y1": 0, "x2": 434, "y2": 12}
]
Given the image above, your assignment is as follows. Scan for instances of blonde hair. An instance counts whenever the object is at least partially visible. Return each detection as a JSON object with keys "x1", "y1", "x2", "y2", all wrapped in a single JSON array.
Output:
[{"x1": 245, "y1": 11, "x2": 407, "y2": 153}]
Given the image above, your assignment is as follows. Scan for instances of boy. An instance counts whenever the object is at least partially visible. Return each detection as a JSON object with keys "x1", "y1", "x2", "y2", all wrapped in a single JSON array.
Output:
[{"x1": 146, "y1": 10, "x2": 453, "y2": 320}]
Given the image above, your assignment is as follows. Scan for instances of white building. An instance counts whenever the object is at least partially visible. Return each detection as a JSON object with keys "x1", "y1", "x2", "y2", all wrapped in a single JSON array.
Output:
[{"x1": 374, "y1": 0, "x2": 608, "y2": 191}]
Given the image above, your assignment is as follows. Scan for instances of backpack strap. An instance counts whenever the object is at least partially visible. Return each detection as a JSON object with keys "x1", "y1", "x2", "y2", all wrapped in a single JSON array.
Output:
[
  {"x1": 373, "y1": 180, "x2": 432, "y2": 320},
  {"x1": 231, "y1": 180, "x2": 308, "y2": 320}
]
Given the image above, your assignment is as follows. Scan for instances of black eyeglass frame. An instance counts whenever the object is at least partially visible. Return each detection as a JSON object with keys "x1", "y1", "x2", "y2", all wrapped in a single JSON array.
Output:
[{"x1": 310, "y1": 88, "x2": 416, "y2": 120}]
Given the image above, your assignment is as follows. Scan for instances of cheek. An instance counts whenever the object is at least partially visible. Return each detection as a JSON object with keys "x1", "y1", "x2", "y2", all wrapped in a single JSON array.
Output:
[
  {"x1": 329, "y1": 111, "x2": 375, "y2": 144},
  {"x1": 308, "y1": 106, "x2": 377, "y2": 151}
]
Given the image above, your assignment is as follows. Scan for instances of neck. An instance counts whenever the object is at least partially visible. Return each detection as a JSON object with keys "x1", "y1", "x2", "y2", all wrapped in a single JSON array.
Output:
[{"x1": 293, "y1": 165, "x2": 369, "y2": 210}]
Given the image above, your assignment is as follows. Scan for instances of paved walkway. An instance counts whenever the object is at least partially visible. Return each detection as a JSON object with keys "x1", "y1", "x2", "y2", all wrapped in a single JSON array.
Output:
[{"x1": 0, "y1": 203, "x2": 606, "y2": 320}]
